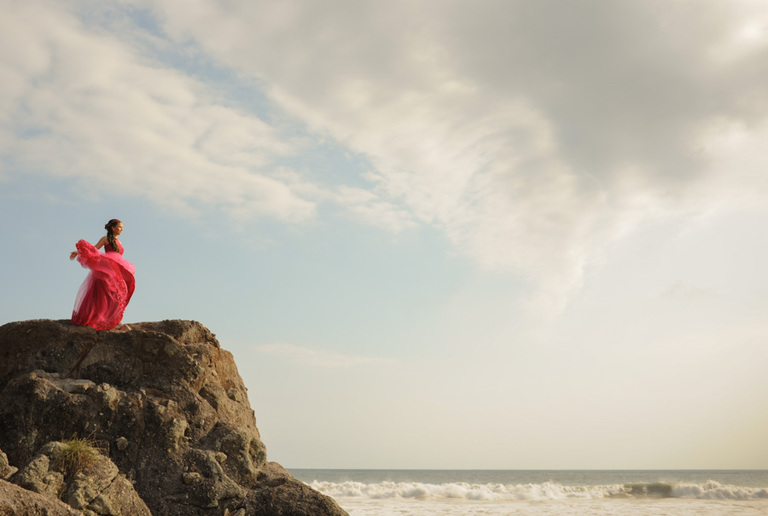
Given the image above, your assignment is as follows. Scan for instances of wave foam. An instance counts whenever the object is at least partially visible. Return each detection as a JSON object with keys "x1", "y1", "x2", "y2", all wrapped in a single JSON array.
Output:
[
  {"x1": 310, "y1": 480, "x2": 768, "y2": 501},
  {"x1": 671, "y1": 481, "x2": 768, "y2": 500}
]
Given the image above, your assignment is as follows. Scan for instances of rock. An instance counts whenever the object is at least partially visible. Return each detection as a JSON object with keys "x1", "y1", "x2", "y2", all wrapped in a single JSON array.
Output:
[
  {"x1": 0, "y1": 319, "x2": 347, "y2": 516},
  {"x1": 183, "y1": 471, "x2": 203, "y2": 484},
  {"x1": 115, "y1": 437, "x2": 129, "y2": 452},
  {"x1": 12, "y1": 451, "x2": 65, "y2": 498},
  {"x1": 183, "y1": 448, "x2": 244, "y2": 508},
  {"x1": 0, "y1": 448, "x2": 18, "y2": 480},
  {"x1": 201, "y1": 422, "x2": 266, "y2": 486},
  {"x1": 247, "y1": 462, "x2": 352, "y2": 516},
  {"x1": 0, "y1": 478, "x2": 83, "y2": 515},
  {"x1": 10, "y1": 439, "x2": 151, "y2": 516}
]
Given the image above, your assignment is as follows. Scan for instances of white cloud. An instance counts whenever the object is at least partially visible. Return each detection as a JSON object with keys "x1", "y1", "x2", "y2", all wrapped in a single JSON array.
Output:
[
  {"x1": 660, "y1": 281, "x2": 717, "y2": 301},
  {"x1": 5, "y1": 0, "x2": 768, "y2": 310},
  {"x1": 125, "y1": 0, "x2": 763, "y2": 307},
  {"x1": 333, "y1": 185, "x2": 416, "y2": 233},
  {"x1": 0, "y1": 0, "x2": 315, "y2": 222},
  {"x1": 256, "y1": 342, "x2": 393, "y2": 368},
  {"x1": 692, "y1": 117, "x2": 768, "y2": 210}
]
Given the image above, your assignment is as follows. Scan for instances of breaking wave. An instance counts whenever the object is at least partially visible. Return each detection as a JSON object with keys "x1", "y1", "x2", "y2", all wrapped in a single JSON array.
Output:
[{"x1": 310, "y1": 480, "x2": 768, "y2": 501}]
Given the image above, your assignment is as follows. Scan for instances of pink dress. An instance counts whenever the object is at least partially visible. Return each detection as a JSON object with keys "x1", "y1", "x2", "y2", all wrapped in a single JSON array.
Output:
[{"x1": 71, "y1": 239, "x2": 136, "y2": 331}]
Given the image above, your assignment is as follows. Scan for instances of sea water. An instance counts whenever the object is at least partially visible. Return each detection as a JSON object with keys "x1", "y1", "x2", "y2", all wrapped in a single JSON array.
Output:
[{"x1": 289, "y1": 469, "x2": 768, "y2": 515}]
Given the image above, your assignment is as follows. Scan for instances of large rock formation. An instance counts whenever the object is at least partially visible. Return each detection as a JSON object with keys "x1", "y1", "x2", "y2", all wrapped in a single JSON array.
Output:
[{"x1": 0, "y1": 319, "x2": 347, "y2": 516}]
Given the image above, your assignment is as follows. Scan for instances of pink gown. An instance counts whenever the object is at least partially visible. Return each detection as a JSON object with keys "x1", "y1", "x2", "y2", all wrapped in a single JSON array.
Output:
[{"x1": 71, "y1": 239, "x2": 136, "y2": 331}]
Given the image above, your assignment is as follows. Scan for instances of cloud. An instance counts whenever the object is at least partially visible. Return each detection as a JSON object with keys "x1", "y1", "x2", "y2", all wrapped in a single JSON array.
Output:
[
  {"x1": 256, "y1": 342, "x2": 394, "y2": 368},
  {"x1": 333, "y1": 185, "x2": 416, "y2": 233},
  {"x1": 0, "y1": 0, "x2": 315, "y2": 222},
  {"x1": 660, "y1": 281, "x2": 717, "y2": 301},
  {"x1": 5, "y1": 0, "x2": 768, "y2": 310},
  {"x1": 198, "y1": 2, "x2": 766, "y2": 305},
  {"x1": 692, "y1": 116, "x2": 768, "y2": 210}
]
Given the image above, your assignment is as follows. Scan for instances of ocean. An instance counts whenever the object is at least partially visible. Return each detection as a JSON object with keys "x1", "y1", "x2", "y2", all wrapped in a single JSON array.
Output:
[{"x1": 289, "y1": 469, "x2": 768, "y2": 515}]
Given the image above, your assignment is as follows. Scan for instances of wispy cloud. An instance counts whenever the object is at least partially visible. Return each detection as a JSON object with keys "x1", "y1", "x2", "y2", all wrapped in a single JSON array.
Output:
[
  {"x1": 129, "y1": 0, "x2": 768, "y2": 309},
  {"x1": 4, "y1": 0, "x2": 768, "y2": 314},
  {"x1": 333, "y1": 185, "x2": 417, "y2": 234},
  {"x1": 255, "y1": 343, "x2": 394, "y2": 368},
  {"x1": 0, "y1": 0, "x2": 314, "y2": 222},
  {"x1": 660, "y1": 281, "x2": 718, "y2": 301}
]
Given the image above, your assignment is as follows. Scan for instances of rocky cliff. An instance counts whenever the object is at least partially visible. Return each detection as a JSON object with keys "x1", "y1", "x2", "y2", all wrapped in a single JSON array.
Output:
[{"x1": 0, "y1": 319, "x2": 347, "y2": 516}]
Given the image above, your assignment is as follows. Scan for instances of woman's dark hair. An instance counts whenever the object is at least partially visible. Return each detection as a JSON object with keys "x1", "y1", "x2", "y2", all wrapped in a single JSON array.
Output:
[{"x1": 105, "y1": 219, "x2": 121, "y2": 252}]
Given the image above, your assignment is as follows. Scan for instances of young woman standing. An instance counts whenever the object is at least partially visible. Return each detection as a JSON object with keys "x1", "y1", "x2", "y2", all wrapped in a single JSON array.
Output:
[{"x1": 70, "y1": 219, "x2": 136, "y2": 330}]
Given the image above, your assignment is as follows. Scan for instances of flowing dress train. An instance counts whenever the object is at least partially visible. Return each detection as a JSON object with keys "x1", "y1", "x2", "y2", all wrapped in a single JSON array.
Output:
[{"x1": 71, "y1": 239, "x2": 135, "y2": 331}]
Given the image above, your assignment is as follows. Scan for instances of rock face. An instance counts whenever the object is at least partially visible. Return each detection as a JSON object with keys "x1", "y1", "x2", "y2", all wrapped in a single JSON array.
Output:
[
  {"x1": 0, "y1": 319, "x2": 347, "y2": 516},
  {"x1": 0, "y1": 478, "x2": 84, "y2": 516},
  {"x1": 11, "y1": 440, "x2": 152, "y2": 515}
]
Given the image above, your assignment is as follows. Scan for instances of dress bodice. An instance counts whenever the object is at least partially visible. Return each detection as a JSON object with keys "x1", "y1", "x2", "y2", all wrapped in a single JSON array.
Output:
[{"x1": 105, "y1": 241, "x2": 123, "y2": 254}]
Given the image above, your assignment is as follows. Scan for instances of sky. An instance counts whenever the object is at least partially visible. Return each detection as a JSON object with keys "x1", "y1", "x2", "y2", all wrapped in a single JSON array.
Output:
[{"x1": 2, "y1": 0, "x2": 768, "y2": 470}]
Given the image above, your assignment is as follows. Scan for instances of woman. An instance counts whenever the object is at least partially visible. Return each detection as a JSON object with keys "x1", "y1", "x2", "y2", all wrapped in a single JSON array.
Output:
[{"x1": 70, "y1": 219, "x2": 136, "y2": 330}]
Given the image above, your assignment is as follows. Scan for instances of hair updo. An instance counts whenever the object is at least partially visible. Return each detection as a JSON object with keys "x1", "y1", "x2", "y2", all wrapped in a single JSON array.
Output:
[{"x1": 105, "y1": 219, "x2": 121, "y2": 252}]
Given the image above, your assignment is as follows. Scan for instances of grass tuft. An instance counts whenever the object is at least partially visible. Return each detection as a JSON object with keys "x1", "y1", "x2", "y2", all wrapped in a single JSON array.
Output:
[{"x1": 55, "y1": 435, "x2": 101, "y2": 479}]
